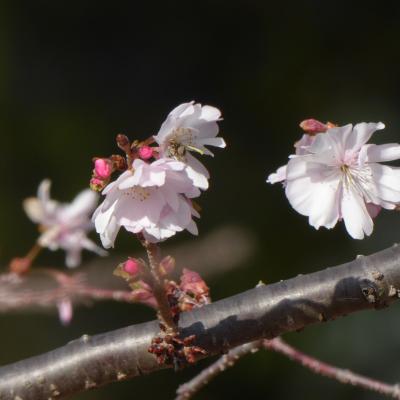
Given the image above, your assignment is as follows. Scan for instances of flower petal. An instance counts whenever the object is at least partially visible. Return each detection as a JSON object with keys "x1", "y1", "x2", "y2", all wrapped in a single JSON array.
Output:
[{"x1": 341, "y1": 186, "x2": 373, "y2": 239}]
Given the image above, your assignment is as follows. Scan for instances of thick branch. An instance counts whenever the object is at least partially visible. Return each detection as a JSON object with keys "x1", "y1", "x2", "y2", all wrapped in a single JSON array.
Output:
[{"x1": 1, "y1": 245, "x2": 400, "y2": 399}]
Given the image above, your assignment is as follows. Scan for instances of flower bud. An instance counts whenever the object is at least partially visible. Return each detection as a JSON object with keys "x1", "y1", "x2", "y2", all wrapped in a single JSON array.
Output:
[
  {"x1": 116, "y1": 134, "x2": 130, "y2": 150},
  {"x1": 180, "y1": 268, "x2": 209, "y2": 298},
  {"x1": 123, "y1": 258, "x2": 142, "y2": 278},
  {"x1": 94, "y1": 158, "x2": 112, "y2": 179},
  {"x1": 90, "y1": 177, "x2": 105, "y2": 192},
  {"x1": 299, "y1": 119, "x2": 328, "y2": 135},
  {"x1": 138, "y1": 146, "x2": 154, "y2": 160},
  {"x1": 9, "y1": 257, "x2": 31, "y2": 275}
]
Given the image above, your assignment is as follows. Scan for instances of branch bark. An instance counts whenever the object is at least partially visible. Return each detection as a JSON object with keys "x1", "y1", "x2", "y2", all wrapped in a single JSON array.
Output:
[{"x1": 1, "y1": 244, "x2": 400, "y2": 399}]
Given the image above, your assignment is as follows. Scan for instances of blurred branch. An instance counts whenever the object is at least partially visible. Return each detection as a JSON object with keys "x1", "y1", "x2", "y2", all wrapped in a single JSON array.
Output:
[
  {"x1": 0, "y1": 225, "x2": 256, "y2": 315},
  {"x1": 2, "y1": 244, "x2": 400, "y2": 399}
]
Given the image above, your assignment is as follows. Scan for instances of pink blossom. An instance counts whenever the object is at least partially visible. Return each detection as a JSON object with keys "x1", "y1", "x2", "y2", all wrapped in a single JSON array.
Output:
[
  {"x1": 93, "y1": 158, "x2": 201, "y2": 247},
  {"x1": 24, "y1": 180, "x2": 107, "y2": 267},
  {"x1": 272, "y1": 122, "x2": 400, "y2": 239},
  {"x1": 153, "y1": 102, "x2": 226, "y2": 190}
]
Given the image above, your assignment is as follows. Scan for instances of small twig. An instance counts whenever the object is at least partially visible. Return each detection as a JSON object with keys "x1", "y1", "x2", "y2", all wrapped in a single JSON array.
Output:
[
  {"x1": 264, "y1": 338, "x2": 400, "y2": 399},
  {"x1": 176, "y1": 341, "x2": 262, "y2": 400},
  {"x1": 177, "y1": 336, "x2": 400, "y2": 400},
  {"x1": 142, "y1": 240, "x2": 178, "y2": 333},
  {"x1": 25, "y1": 243, "x2": 43, "y2": 263}
]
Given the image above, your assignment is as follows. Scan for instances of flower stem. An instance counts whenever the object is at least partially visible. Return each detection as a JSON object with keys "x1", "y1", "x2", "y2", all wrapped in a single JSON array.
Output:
[
  {"x1": 141, "y1": 240, "x2": 178, "y2": 334},
  {"x1": 26, "y1": 243, "x2": 43, "y2": 263}
]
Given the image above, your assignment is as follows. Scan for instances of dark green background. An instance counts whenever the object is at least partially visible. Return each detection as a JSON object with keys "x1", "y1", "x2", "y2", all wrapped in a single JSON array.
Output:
[{"x1": 1, "y1": 1, "x2": 400, "y2": 399}]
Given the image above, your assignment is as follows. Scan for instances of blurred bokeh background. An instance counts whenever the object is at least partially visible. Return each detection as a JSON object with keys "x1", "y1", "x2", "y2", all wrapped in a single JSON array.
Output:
[{"x1": 1, "y1": 1, "x2": 400, "y2": 399}]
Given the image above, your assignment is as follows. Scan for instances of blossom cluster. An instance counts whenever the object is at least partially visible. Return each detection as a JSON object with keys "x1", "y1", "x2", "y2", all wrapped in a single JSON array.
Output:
[
  {"x1": 24, "y1": 180, "x2": 106, "y2": 267},
  {"x1": 268, "y1": 119, "x2": 400, "y2": 239},
  {"x1": 92, "y1": 102, "x2": 225, "y2": 247}
]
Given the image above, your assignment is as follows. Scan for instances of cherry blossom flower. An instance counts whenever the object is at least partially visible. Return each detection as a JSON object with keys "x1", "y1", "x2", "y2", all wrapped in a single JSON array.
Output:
[
  {"x1": 24, "y1": 180, "x2": 107, "y2": 267},
  {"x1": 153, "y1": 101, "x2": 226, "y2": 190},
  {"x1": 93, "y1": 158, "x2": 201, "y2": 247},
  {"x1": 269, "y1": 122, "x2": 400, "y2": 239}
]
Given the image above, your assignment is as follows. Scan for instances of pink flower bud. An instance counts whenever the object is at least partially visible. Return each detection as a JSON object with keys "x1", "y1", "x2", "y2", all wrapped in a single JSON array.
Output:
[
  {"x1": 299, "y1": 119, "x2": 328, "y2": 135},
  {"x1": 9, "y1": 257, "x2": 31, "y2": 275},
  {"x1": 90, "y1": 177, "x2": 105, "y2": 192},
  {"x1": 180, "y1": 268, "x2": 209, "y2": 297},
  {"x1": 94, "y1": 158, "x2": 112, "y2": 179},
  {"x1": 138, "y1": 146, "x2": 154, "y2": 160},
  {"x1": 123, "y1": 258, "x2": 142, "y2": 277}
]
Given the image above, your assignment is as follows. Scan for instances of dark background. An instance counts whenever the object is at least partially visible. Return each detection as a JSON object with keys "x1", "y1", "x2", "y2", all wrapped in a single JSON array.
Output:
[{"x1": 1, "y1": 1, "x2": 400, "y2": 399}]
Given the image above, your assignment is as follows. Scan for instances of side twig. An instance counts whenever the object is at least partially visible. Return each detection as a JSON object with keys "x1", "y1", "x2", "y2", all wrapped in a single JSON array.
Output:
[
  {"x1": 175, "y1": 341, "x2": 262, "y2": 400},
  {"x1": 264, "y1": 338, "x2": 400, "y2": 399}
]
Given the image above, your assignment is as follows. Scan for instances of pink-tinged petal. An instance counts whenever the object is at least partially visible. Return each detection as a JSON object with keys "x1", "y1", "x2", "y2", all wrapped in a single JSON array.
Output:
[
  {"x1": 63, "y1": 190, "x2": 98, "y2": 220},
  {"x1": 38, "y1": 179, "x2": 51, "y2": 204},
  {"x1": 267, "y1": 165, "x2": 287, "y2": 184},
  {"x1": 366, "y1": 203, "x2": 382, "y2": 219},
  {"x1": 200, "y1": 105, "x2": 221, "y2": 121},
  {"x1": 369, "y1": 163, "x2": 400, "y2": 205},
  {"x1": 81, "y1": 238, "x2": 108, "y2": 257},
  {"x1": 345, "y1": 122, "x2": 384, "y2": 152},
  {"x1": 186, "y1": 219, "x2": 199, "y2": 235},
  {"x1": 362, "y1": 143, "x2": 400, "y2": 163},
  {"x1": 294, "y1": 134, "x2": 315, "y2": 155},
  {"x1": 161, "y1": 186, "x2": 180, "y2": 211},
  {"x1": 66, "y1": 248, "x2": 82, "y2": 268},
  {"x1": 57, "y1": 299, "x2": 73, "y2": 326},
  {"x1": 341, "y1": 186, "x2": 373, "y2": 239}
]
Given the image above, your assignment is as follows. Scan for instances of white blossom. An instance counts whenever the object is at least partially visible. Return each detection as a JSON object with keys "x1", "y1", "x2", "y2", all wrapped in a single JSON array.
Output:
[
  {"x1": 153, "y1": 101, "x2": 226, "y2": 190},
  {"x1": 24, "y1": 180, "x2": 107, "y2": 267},
  {"x1": 93, "y1": 158, "x2": 201, "y2": 247},
  {"x1": 269, "y1": 122, "x2": 400, "y2": 239}
]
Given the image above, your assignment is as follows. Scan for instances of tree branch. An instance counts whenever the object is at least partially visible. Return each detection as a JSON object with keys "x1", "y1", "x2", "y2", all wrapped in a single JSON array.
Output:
[{"x1": 1, "y1": 244, "x2": 400, "y2": 399}]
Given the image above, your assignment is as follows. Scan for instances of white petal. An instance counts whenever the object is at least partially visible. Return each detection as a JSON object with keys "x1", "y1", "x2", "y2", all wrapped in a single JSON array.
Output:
[
  {"x1": 267, "y1": 165, "x2": 287, "y2": 184},
  {"x1": 199, "y1": 137, "x2": 226, "y2": 148},
  {"x1": 345, "y1": 122, "x2": 384, "y2": 152},
  {"x1": 285, "y1": 173, "x2": 340, "y2": 229},
  {"x1": 66, "y1": 249, "x2": 82, "y2": 268},
  {"x1": 185, "y1": 153, "x2": 209, "y2": 190},
  {"x1": 186, "y1": 219, "x2": 199, "y2": 235},
  {"x1": 363, "y1": 143, "x2": 400, "y2": 163},
  {"x1": 200, "y1": 105, "x2": 221, "y2": 121},
  {"x1": 369, "y1": 163, "x2": 400, "y2": 205},
  {"x1": 23, "y1": 198, "x2": 44, "y2": 223},
  {"x1": 341, "y1": 186, "x2": 373, "y2": 239},
  {"x1": 64, "y1": 190, "x2": 98, "y2": 219}
]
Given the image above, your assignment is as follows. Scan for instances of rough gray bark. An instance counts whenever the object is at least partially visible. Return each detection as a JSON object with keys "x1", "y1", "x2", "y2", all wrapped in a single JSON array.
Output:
[{"x1": 1, "y1": 244, "x2": 400, "y2": 399}]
